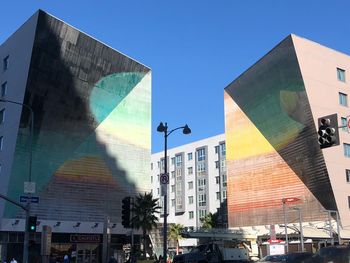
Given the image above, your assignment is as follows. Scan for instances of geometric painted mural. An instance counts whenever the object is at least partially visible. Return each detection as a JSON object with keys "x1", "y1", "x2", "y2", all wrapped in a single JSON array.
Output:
[
  {"x1": 5, "y1": 10, "x2": 151, "y2": 222},
  {"x1": 224, "y1": 35, "x2": 337, "y2": 227}
]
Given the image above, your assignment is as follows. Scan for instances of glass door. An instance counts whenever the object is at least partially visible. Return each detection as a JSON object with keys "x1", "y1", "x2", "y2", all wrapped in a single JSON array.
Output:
[{"x1": 76, "y1": 244, "x2": 99, "y2": 263}]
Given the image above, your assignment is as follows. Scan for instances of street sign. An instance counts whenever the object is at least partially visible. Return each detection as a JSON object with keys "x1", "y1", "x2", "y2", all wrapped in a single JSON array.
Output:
[
  {"x1": 282, "y1": 197, "x2": 300, "y2": 203},
  {"x1": 24, "y1": 182, "x2": 36, "y2": 194},
  {"x1": 160, "y1": 173, "x2": 169, "y2": 184},
  {"x1": 20, "y1": 195, "x2": 39, "y2": 203}
]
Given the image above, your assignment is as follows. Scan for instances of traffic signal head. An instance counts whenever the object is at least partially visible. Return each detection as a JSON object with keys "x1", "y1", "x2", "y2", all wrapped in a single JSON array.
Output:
[
  {"x1": 27, "y1": 216, "x2": 37, "y2": 232},
  {"x1": 317, "y1": 113, "x2": 339, "y2": 149},
  {"x1": 121, "y1": 197, "x2": 131, "y2": 228}
]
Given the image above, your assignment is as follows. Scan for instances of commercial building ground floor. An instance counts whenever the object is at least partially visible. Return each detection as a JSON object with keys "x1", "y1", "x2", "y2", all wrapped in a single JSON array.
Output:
[{"x1": 0, "y1": 231, "x2": 142, "y2": 263}]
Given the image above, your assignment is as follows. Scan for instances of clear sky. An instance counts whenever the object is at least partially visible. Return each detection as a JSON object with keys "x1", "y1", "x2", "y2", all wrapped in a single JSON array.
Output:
[{"x1": 1, "y1": 1, "x2": 350, "y2": 153}]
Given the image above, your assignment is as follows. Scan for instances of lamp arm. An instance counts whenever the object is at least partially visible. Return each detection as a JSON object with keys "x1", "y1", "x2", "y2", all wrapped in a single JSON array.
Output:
[{"x1": 167, "y1": 126, "x2": 186, "y2": 137}]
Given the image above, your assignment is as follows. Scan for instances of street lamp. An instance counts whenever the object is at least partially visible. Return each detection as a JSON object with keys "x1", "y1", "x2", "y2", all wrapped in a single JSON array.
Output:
[
  {"x1": 282, "y1": 197, "x2": 300, "y2": 253},
  {"x1": 0, "y1": 98, "x2": 34, "y2": 263},
  {"x1": 157, "y1": 122, "x2": 191, "y2": 261}
]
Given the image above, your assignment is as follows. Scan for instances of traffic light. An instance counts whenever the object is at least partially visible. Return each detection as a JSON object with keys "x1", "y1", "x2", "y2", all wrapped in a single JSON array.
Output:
[
  {"x1": 317, "y1": 113, "x2": 340, "y2": 149},
  {"x1": 122, "y1": 197, "x2": 131, "y2": 228},
  {"x1": 27, "y1": 216, "x2": 37, "y2": 232}
]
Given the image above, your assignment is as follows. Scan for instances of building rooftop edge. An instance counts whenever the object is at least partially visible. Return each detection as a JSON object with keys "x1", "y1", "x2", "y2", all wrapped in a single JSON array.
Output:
[
  {"x1": 152, "y1": 133, "x2": 225, "y2": 156},
  {"x1": 1, "y1": 9, "x2": 151, "y2": 71}
]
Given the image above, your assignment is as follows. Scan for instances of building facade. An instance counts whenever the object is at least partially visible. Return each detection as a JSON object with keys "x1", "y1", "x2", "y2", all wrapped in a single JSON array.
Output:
[
  {"x1": 0, "y1": 10, "x2": 151, "y2": 262},
  {"x1": 151, "y1": 134, "x2": 227, "y2": 231},
  {"x1": 224, "y1": 34, "x2": 350, "y2": 236}
]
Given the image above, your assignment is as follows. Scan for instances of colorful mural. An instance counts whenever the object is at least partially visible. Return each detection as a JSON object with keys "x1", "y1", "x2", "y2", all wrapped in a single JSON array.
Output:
[
  {"x1": 224, "y1": 35, "x2": 337, "y2": 227},
  {"x1": 5, "y1": 11, "x2": 151, "y2": 222}
]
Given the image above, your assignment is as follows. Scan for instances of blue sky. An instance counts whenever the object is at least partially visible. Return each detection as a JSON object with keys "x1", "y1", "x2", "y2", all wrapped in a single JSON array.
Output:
[{"x1": 1, "y1": 1, "x2": 350, "y2": 153}]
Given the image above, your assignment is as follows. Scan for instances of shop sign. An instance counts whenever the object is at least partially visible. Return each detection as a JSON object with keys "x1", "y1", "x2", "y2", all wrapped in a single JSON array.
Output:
[{"x1": 70, "y1": 234, "x2": 101, "y2": 243}]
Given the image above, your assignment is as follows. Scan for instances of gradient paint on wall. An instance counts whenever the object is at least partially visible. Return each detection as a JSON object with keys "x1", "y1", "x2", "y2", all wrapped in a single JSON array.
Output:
[
  {"x1": 224, "y1": 35, "x2": 336, "y2": 227},
  {"x1": 5, "y1": 11, "x2": 151, "y2": 222}
]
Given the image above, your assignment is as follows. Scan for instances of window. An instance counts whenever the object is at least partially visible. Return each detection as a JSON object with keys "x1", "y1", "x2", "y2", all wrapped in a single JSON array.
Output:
[
  {"x1": 215, "y1": 161, "x2": 219, "y2": 169},
  {"x1": 176, "y1": 197, "x2": 182, "y2": 209},
  {"x1": 175, "y1": 155, "x2": 182, "y2": 167},
  {"x1": 216, "y1": 192, "x2": 220, "y2": 200},
  {"x1": 157, "y1": 161, "x2": 160, "y2": 168},
  {"x1": 176, "y1": 169, "x2": 182, "y2": 179},
  {"x1": 220, "y1": 143, "x2": 226, "y2": 155},
  {"x1": 197, "y1": 163, "x2": 206, "y2": 174},
  {"x1": 189, "y1": 211, "x2": 194, "y2": 219},
  {"x1": 199, "y1": 209, "x2": 207, "y2": 219},
  {"x1": 198, "y1": 178, "x2": 206, "y2": 191},
  {"x1": 223, "y1": 190, "x2": 227, "y2": 199},
  {"x1": 188, "y1": 152, "x2": 192, "y2": 160},
  {"x1": 348, "y1": 196, "x2": 350, "y2": 209},
  {"x1": 197, "y1": 148, "x2": 206, "y2": 161},
  {"x1": 151, "y1": 176, "x2": 153, "y2": 183},
  {"x1": 341, "y1": 117, "x2": 348, "y2": 132},
  {"x1": 215, "y1": 145, "x2": 219, "y2": 154},
  {"x1": 171, "y1": 185, "x2": 175, "y2": 193},
  {"x1": 188, "y1": 181, "x2": 193, "y2": 189},
  {"x1": 346, "y1": 169, "x2": 350, "y2": 183},
  {"x1": 1, "y1": 82, "x2": 7, "y2": 97},
  {"x1": 344, "y1": 143, "x2": 350, "y2": 157},
  {"x1": 3, "y1": 56, "x2": 9, "y2": 71},
  {"x1": 339, "y1": 92, "x2": 348, "y2": 106},
  {"x1": 171, "y1": 199, "x2": 175, "y2": 207},
  {"x1": 215, "y1": 176, "x2": 220, "y2": 184},
  {"x1": 171, "y1": 157, "x2": 175, "y2": 165},
  {"x1": 198, "y1": 194, "x2": 206, "y2": 206},
  {"x1": 188, "y1": 196, "x2": 193, "y2": 204},
  {"x1": 337, "y1": 68, "x2": 346, "y2": 82},
  {"x1": 222, "y1": 174, "x2": 227, "y2": 187},
  {"x1": 157, "y1": 174, "x2": 159, "y2": 182},
  {"x1": 188, "y1": 167, "x2": 193, "y2": 175},
  {"x1": 157, "y1": 188, "x2": 159, "y2": 195},
  {"x1": 176, "y1": 181, "x2": 182, "y2": 193},
  {"x1": 0, "y1": 136, "x2": 3, "y2": 151},
  {"x1": 171, "y1": 171, "x2": 175, "y2": 179},
  {"x1": 0, "y1": 109, "x2": 4, "y2": 124}
]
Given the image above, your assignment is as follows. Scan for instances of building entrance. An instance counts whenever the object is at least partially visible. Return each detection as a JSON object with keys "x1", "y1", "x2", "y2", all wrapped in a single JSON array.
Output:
[{"x1": 76, "y1": 244, "x2": 99, "y2": 263}]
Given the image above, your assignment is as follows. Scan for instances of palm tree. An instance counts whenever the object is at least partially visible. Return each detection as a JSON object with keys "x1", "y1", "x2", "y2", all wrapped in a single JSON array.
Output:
[
  {"x1": 200, "y1": 212, "x2": 219, "y2": 229},
  {"x1": 131, "y1": 192, "x2": 161, "y2": 259},
  {"x1": 168, "y1": 223, "x2": 184, "y2": 255}
]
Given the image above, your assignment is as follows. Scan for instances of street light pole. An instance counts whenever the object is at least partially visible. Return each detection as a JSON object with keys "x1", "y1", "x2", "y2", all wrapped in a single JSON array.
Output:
[
  {"x1": 157, "y1": 122, "x2": 191, "y2": 262},
  {"x1": 292, "y1": 207, "x2": 304, "y2": 252},
  {"x1": 0, "y1": 98, "x2": 34, "y2": 263},
  {"x1": 282, "y1": 199, "x2": 289, "y2": 253}
]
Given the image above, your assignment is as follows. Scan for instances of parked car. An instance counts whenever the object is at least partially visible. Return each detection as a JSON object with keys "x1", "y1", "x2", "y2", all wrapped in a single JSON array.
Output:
[
  {"x1": 259, "y1": 252, "x2": 313, "y2": 263},
  {"x1": 305, "y1": 246, "x2": 350, "y2": 263}
]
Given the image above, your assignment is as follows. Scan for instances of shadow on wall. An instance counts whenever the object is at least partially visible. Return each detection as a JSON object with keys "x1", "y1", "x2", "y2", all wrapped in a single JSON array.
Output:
[{"x1": 7, "y1": 10, "x2": 151, "y2": 222}]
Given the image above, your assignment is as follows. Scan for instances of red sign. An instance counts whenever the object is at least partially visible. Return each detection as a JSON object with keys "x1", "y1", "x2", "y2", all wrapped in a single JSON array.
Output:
[
  {"x1": 268, "y1": 239, "x2": 283, "y2": 244},
  {"x1": 282, "y1": 197, "x2": 300, "y2": 203}
]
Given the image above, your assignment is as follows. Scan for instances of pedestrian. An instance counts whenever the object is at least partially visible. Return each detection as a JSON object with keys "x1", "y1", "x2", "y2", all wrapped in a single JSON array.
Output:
[
  {"x1": 10, "y1": 258, "x2": 17, "y2": 263},
  {"x1": 63, "y1": 255, "x2": 69, "y2": 263}
]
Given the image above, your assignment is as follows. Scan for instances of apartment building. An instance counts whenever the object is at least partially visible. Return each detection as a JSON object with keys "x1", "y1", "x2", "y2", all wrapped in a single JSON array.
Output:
[{"x1": 151, "y1": 134, "x2": 227, "y2": 230}]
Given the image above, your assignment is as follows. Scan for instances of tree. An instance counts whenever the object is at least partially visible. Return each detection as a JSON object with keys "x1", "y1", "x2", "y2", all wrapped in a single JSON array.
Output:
[
  {"x1": 131, "y1": 192, "x2": 160, "y2": 259},
  {"x1": 168, "y1": 223, "x2": 184, "y2": 255},
  {"x1": 200, "y1": 212, "x2": 219, "y2": 229}
]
